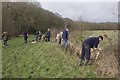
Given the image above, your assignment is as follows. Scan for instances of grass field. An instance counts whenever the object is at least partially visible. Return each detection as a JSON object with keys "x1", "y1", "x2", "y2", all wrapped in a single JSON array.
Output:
[
  {"x1": 2, "y1": 30, "x2": 118, "y2": 78},
  {"x1": 2, "y1": 35, "x2": 102, "y2": 78}
]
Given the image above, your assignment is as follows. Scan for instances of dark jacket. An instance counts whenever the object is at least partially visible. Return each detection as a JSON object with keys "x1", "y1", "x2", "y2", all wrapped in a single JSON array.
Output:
[
  {"x1": 2, "y1": 33, "x2": 9, "y2": 41},
  {"x1": 35, "y1": 32, "x2": 39, "y2": 36},
  {"x1": 62, "y1": 29, "x2": 68, "y2": 41},
  {"x1": 24, "y1": 32, "x2": 28, "y2": 38},
  {"x1": 46, "y1": 31, "x2": 51, "y2": 38},
  {"x1": 83, "y1": 37, "x2": 100, "y2": 48}
]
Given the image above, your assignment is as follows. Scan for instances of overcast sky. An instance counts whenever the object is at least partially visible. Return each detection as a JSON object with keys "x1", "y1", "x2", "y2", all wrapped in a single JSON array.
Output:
[
  {"x1": 40, "y1": 2, "x2": 118, "y2": 23},
  {"x1": 3, "y1": 0, "x2": 118, "y2": 23}
]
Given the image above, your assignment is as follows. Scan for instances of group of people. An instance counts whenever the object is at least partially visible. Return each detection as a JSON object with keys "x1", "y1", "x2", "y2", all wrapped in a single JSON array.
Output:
[
  {"x1": 35, "y1": 31, "x2": 42, "y2": 42},
  {"x1": 55, "y1": 27, "x2": 103, "y2": 66},
  {"x1": 43, "y1": 29, "x2": 51, "y2": 42},
  {"x1": 23, "y1": 29, "x2": 51, "y2": 44},
  {"x1": 2, "y1": 27, "x2": 104, "y2": 66}
]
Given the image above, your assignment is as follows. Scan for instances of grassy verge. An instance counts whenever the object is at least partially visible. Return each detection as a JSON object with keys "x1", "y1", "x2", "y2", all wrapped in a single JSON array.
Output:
[{"x1": 2, "y1": 35, "x2": 102, "y2": 78}]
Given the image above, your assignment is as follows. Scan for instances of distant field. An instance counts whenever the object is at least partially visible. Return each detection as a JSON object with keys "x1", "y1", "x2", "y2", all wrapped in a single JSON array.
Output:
[
  {"x1": 83, "y1": 30, "x2": 118, "y2": 48},
  {"x1": 70, "y1": 30, "x2": 118, "y2": 47},
  {"x1": 2, "y1": 30, "x2": 118, "y2": 78}
]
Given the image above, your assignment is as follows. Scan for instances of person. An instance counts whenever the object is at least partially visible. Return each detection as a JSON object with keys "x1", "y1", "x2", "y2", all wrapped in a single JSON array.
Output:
[
  {"x1": 42, "y1": 34, "x2": 46, "y2": 42},
  {"x1": 56, "y1": 31, "x2": 63, "y2": 47},
  {"x1": 46, "y1": 29, "x2": 51, "y2": 42},
  {"x1": 56, "y1": 33, "x2": 59, "y2": 44},
  {"x1": 23, "y1": 31, "x2": 28, "y2": 43},
  {"x1": 59, "y1": 31, "x2": 63, "y2": 45},
  {"x1": 56, "y1": 33, "x2": 59, "y2": 42},
  {"x1": 62, "y1": 27, "x2": 69, "y2": 49},
  {"x1": 35, "y1": 31, "x2": 39, "y2": 42},
  {"x1": 45, "y1": 32, "x2": 48, "y2": 42},
  {"x1": 39, "y1": 31, "x2": 42, "y2": 41},
  {"x1": 2, "y1": 32, "x2": 9, "y2": 48},
  {"x1": 79, "y1": 36, "x2": 103, "y2": 66}
]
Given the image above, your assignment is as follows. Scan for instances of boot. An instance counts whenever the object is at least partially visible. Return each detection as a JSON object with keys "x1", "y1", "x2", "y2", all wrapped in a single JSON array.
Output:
[
  {"x1": 79, "y1": 59, "x2": 83, "y2": 66},
  {"x1": 84, "y1": 59, "x2": 88, "y2": 66}
]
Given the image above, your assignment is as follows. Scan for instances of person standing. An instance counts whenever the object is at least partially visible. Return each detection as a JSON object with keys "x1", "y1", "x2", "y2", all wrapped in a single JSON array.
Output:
[
  {"x1": 56, "y1": 32, "x2": 63, "y2": 47},
  {"x1": 2, "y1": 32, "x2": 9, "y2": 48},
  {"x1": 39, "y1": 31, "x2": 42, "y2": 41},
  {"x1": 79, "y1": 36, "x2": 103, "y2": 66},
  {"x1": 62, "y1": 27, "x2": 69, "y2": 49},
  {"x1": 59, "y1": 31, "x2": 63, "y2": 45},
  {"x1": 23, "y1": 31, "x2": 28, "y2": 44},
  {"x1": 46, "y1": 29, "x2": 51, "y2": 42},
  {"x1": 35, "y1": 31, "x2": 39, "y2": 42}
]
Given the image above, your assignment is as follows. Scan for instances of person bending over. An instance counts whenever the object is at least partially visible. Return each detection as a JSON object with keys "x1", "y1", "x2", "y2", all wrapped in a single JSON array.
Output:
[{"x1": 79, "y1": 36, "x2": 103, "y2": 66}]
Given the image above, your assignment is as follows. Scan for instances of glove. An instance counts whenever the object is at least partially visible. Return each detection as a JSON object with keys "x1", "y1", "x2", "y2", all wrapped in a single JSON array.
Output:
[{"x1": 98, "y1": 48, "x2": 102, "y2": 51}]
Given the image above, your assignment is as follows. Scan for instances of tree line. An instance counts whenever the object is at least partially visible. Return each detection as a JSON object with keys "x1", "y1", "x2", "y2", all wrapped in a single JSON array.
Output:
[
  {"x1": 2, "y1": 2, "x2": 118, "y2": 37},
  {"x1": 2, "y1": 2, "x2": 75, "y2": 36}
]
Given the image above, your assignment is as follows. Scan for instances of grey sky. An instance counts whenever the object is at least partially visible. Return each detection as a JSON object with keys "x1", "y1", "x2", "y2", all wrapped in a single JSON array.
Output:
[
  {"x1": 1, "y1": 0, "x2": 118, "y2": 22},
  {"x1": 40, "y1": 2, "x2": 118, "y2": 22}
]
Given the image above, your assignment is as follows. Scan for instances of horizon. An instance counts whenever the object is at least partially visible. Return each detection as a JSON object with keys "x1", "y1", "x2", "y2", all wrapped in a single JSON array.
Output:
[{"x1": 40, "y1": 2, "x2": 118, "y2": 23}]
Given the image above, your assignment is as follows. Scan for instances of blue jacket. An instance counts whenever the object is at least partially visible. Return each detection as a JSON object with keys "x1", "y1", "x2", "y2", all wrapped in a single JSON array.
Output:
[
  {"x1": 62, "y1": 29, "x2": 68, "y2": 41},
  {"x1": 83, "y1": 37, "x2": 100, "y2": 48}
]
